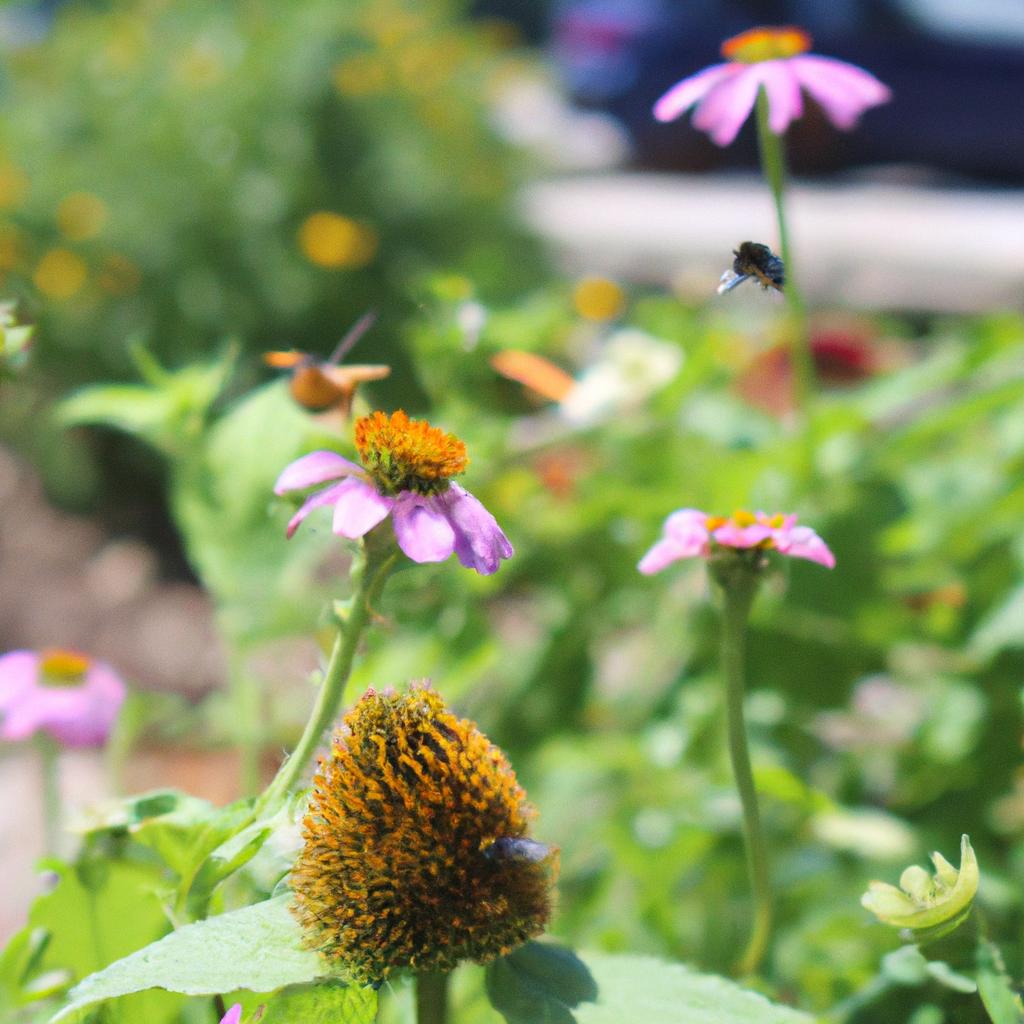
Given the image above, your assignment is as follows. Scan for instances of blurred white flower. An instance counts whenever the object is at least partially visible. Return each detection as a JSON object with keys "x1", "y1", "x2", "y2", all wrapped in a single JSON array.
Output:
[{"x1": 560, "y1": 328, "x2": 683, "y2": 425}]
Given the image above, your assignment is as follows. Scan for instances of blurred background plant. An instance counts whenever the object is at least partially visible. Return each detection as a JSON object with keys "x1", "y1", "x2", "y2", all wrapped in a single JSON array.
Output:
[{"x1": 1, "y1": 0, "x2": 1024, "y2": 1021}]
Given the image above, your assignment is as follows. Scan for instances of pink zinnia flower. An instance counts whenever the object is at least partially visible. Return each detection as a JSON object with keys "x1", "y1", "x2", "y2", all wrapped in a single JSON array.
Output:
[
  {"x1": 0, "y1": 649, "x2": 126, "y2": 747},
  {"x1": 653, "y1": 25, "x2": 890, "y2": 146},
  {"x1": 219, "y1": 1006, "x2": 242, "y2": 1024},
  {"x1": 638, "y1": 508, "x2": 835, "y2": 574},
  {"x1": 275, "y1": 410, "x2": 513, "y2": 576}
]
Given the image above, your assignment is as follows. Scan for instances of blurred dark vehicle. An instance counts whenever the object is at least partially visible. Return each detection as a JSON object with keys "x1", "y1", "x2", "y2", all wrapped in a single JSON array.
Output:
[{"x1": 548, "y1": 0, "x2": 1024, "y2": 181}]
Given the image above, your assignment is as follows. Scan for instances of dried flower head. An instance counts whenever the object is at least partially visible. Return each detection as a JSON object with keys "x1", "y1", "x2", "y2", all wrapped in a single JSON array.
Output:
[{"x1": 291, "y1": 686, "x2": 557, "y2": 984}]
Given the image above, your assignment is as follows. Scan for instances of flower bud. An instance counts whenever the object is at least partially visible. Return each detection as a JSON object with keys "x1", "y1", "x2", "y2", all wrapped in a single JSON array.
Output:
[{"x1": 861, "y1": 834, "x2": 978, "y2": 943}]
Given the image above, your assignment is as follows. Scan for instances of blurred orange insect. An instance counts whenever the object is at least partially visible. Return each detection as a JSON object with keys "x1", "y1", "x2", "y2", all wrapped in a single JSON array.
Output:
[
  {"x1": 489, "y1": 349, "x2": 575, "y2": 403},
  {"x1": 264, "y1": 311, "x2": 390, "y2": 416}
]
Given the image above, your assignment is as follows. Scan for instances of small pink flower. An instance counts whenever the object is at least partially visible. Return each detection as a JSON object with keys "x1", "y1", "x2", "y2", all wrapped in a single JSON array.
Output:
[
  {"x1": 638, "y1": 509, "x2": 835, "y2": 574},
  {"x1": 653, "y1": 25, "x2": 890, "y2": 146},
  {"x1": 219, "y1": 1006, "x2": 242, "y2": 1024},
  {"x1": 0, "y1": 649, "x2": 126, "y2": 748},
  {"x1": 275, "y1": 410, "x2": 513, "y2": 576}
]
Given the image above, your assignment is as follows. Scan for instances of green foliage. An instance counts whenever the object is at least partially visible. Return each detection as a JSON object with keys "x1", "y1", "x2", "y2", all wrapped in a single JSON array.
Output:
[
  {"x1": 50, "y1": 895, "x2": 335, "y2": 1022},
  {"x1": 573, "y1": 953, "x2": 813, "y2": 1024},
  {"x1": 485, "y1": 942, "x2": 597, "y2": 1024}
]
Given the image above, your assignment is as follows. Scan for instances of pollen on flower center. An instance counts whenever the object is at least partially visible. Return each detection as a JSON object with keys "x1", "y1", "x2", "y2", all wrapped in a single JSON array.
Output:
[
  {"x1": 354, "y1": 409, "x2": 468, "y2": 495},
  {"x1": 721, "y1": 25, "x2": 812, "y2": 63},
  {"x1": 39, "y1": 648, "x2": 90, "y2": 687}
]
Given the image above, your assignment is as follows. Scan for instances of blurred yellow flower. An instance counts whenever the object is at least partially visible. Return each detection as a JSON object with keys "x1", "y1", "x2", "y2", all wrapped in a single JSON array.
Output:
[
  {"x1": 57, "y1": 193, "x2": 109, "y2": 242},
  {"x1": 34, "y1": 249, "x2": 87, "y2": 299},
  {"x1": 0, "y1": 163, "x2": 29, "y2": 209},
  {"x1": 573, "y1": 276, "x2": 625, "y2": 321},
  {"x1": 298, "y1": 212, "x2": 378, "y2": 269},
  {"x1": 332, "y1": 53, "x2": 389, "y2": 96}
]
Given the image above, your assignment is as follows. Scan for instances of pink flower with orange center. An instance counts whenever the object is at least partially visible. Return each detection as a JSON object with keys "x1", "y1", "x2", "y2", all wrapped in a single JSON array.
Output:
[
  {"x1": 275, "y1": 410, "x2": 513, "y2": 576},
  {"x1": 0, "y1": 649, "x2": 126, "y2": 747},
  {"x1": 638, "y1": 508, "x2": 835, "y2": 574},
  {"x1": 653, "y1": 25, "x2": 890, "y2": 146}
]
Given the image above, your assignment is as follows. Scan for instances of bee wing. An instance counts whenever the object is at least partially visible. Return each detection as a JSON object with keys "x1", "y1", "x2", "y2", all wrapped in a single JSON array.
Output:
[
  {"x1": 490, "y1": 349, "x2": 576, "y2": 402},
  {"x1": 263, "y1": 349, "x2": 306, "y2": 368},
  {"x1": 717, "y1": 270, "x2": 751, "y2": 294},
  {"x1": 318, "y1": 364, "x2": 391, "y2": 387}
]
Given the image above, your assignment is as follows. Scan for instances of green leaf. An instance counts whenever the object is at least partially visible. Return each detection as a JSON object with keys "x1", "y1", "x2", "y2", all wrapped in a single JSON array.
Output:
[
  {"x1": 184, "y1": 820, "x2": 273, "y2": 918},
  {"x1": 486, "y1": 942, "x2": 597, "y2": 1024},
  {"x1": 50, "y1": 895, "x2": 331, "y2": 1022},
  {"x1": 235, "y1": 980, "x2": 376, "y2": 1024},
  {"x1": 976, "y1": 940, "x2": 1024, "y2": 1024},
  {"x1": 573, "y1": 953, "x2": 813, "y2": 1024}
]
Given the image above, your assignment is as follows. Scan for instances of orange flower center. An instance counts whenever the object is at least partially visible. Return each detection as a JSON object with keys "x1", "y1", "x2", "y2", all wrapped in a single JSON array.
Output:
[
  {"x1": 722, "y1": 26, "x2": 811, "y2": 63},
  {"x1": 39, "y1": 648, "x2": 90, "y2": 687},
  {"x1": 354, "y1": 409, "x2": 468, "y2": 495}
]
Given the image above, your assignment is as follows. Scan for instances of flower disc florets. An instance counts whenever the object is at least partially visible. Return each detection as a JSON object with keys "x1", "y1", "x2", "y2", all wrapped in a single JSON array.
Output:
[
  {"x1": 291, "y1": 686, "x2": 556, "y2": 984},
  {"x1": 354, "y1": 410, "x2": 468, "y2": 496},
  {"x1": 721, "y1": 26, "x2": 811, "y2": 63}
]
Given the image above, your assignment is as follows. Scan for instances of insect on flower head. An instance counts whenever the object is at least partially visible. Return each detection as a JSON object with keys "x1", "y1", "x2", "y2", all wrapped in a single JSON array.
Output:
[{"x1": 290, "y1": 685, "x2": 557, "y2": 984}]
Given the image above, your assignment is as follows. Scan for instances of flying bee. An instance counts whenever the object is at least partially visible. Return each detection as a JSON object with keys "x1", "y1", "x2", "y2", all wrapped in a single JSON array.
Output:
[
  {"x1": 717, "y1": 241, "x2": 785, "y2": 295},
  {"x1": 263, "y1": 310, "x2": 390, "y2": 416},
  {"x1": 482, "y1": 836, "x2": 553, "y2": 865}
]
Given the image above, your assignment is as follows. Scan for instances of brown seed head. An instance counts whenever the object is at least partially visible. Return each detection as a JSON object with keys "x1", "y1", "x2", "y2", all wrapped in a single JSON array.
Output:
[{"x1": 290, "y1": 685, "x2": 557, "y2": 984}]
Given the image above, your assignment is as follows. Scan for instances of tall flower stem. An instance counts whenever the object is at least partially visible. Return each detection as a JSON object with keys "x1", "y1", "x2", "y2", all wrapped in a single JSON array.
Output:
[
  {"x1": 711, "y1": 554, "x2": 771, "y2": 976},
  {"x1": 257, "y1": 534, "x2": 397, "y2": 814},
  {"x1": 415, "y1": 971, "x2": 450, "y2": 1024},
  {"x1": 37, "y1": 736, "x2": 61, "y2": 855},
  {"x1": 754, "y1": 88, "x2": 814, "y2": 413}
]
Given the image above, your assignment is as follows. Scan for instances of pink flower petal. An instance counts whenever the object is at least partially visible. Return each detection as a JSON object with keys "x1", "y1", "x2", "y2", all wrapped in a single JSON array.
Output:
[
  {"x1": 662, "y1": 509, "x2": 711, "y2": 548},
  {"x1": 0, "y1": 650, "x2": 41, "y2": 716},
  {"x1": 638, "y1": 538, "x2": 687, "y2": 575},
  {"x1": 273, "y1": 451, "x2": 362, "y2": 495},
  {"x1": 284, "y1": 480, "x2": 352, "y2": 539},
  {"x1": 331, "y1": 478, "x2": 394, "y2": 539},
  {"x1": 774, "y1": 524, "x2": 836, "y2": 568},
  {"x1": 220, "y1": 1006, "x2": 243, "y2": 1024},
  {"x1": 392, "y1": 494, "x2": 456, "y2": 564},
  {"x1": 757, "y1": 62, "x2": 804, "y2": 134},
  {"x1": 692, "y1": 66, "x2": 762, "y2": 146},
  {"x1": 653, "y1": 63, "x2": 738, "y2": 122},
  {"x1": 638, "y1": 508, "x2": 710, "y2": 574},
  {"x1": 790, "y1": 55, "x2": 890, "y2": 130},
  {"x1": 712, "y1": 522, "x2": 773, "y2": 548},
  {"x1": 440, "y1": 484, "x2": 513, "y2": 576}
]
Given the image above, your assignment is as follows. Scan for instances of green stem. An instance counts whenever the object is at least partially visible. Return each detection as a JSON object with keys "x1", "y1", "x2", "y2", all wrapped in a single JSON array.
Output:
[
  {"x1": 37, "y1": 736, "x2": 61, "y2": 855},
  {"x1": 256, "y1": 539, "x2": 397, "y2": 814},
  {"x1": 715, "y1": 561, "x2": 772, "y2": 976},
  {"x1": 415, "y1": 971, "x2": 450, "y2": 1024},
  {"x1": 754, "y1": 88, "x2": 814, "y2": 414}
]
